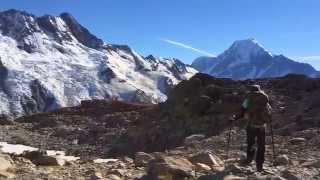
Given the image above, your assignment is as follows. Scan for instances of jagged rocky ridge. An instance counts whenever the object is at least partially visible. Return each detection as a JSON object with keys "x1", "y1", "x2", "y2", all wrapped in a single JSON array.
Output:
[
  {"x1": 192, "y1": 39, "x2": 319, "y2": 80},
  {"x1": 0, "y1": 9, "x2": 197, "y2": 116}
]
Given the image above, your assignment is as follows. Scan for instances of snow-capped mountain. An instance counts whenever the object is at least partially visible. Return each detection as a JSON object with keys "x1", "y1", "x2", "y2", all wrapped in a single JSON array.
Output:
[
  {"x1": 0, "y1": 9, "x2": 197, "y2": 116},
  {"x1": 192, "y1": 38, "x2": 319, "y2": 79}
]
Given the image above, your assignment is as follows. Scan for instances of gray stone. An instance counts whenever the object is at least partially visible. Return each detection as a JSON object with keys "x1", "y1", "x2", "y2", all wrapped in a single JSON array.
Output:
[
  {"x1": 0, "y1": 153, "x2": 13, "y2": 171},
  {"x1": 281, "y1": 169, "x2": 300, "y2": 180},
  {"x1": 301, "y1": 160, "x2": 320, "y2": 168},
  {"x1": 189, "y1": 151, "x2": 223, "y2": 167},
  {"x1": 198, "y1": 172, "x2": 245, "y2": 180},
  {"x1": 21, "y1": 150, "x2": 66, "y2": 166},
  {"x1": 289, "y1": 138, "x2": 306, "y2": 144},
  {"x1": 183, "y1": 134, "x2": 205, "y2": 146},
  {"x1": 275, "y1": 155, "x2": 290, "y2": 166},
  {"x1": 134, "y1": 152, "x2": 155, "y2": 167},
  {"x1": 147, "y1": 155, "x2": 194, "y2": 179},
  {"x1": 105, "y1": 174, "x2": 121, "y2": 180}
]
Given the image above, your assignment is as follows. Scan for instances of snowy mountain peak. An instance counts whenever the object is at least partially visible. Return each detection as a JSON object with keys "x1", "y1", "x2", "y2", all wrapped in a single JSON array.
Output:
[
  {"x1": 225, "y1": 38, "x2": 272, "y2": 60},
  {"x1": 231, "y1": 38, "x2": 261, "y2": 50},
  {"x1": 0, "y1": 9, "x2": 103, "y2": 52},
  {"x1": 0, "y1": 9, "x2": 33, "y2": 17},
  {"x1": 59, "y1": 12, "x2": 103, "y2": 49},
  {"x1": 192, "y1": 38, "x2": 319, "y2": 80}
]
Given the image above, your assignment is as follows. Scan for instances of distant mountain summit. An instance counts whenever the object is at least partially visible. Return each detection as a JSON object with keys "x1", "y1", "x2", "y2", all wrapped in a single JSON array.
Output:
[
  {"x1": 0, "y1": 9, "x2": 197, "y2": 116},
  {"x1": 192, "y1": 38, "x2": 319, "y2": 79}
]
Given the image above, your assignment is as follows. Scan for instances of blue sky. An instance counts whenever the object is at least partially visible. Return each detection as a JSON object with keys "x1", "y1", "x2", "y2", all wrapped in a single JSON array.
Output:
[{"x1": 1, "y1": 0, "x2": 320, "y2": 69}]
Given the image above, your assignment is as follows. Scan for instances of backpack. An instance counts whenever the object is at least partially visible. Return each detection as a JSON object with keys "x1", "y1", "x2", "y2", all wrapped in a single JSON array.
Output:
[{"x1": 244, "y1": 91, "x2": 271, "y2": 125}]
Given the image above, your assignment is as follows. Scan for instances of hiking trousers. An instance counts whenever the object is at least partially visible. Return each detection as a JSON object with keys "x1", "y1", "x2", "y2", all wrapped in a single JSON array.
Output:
[{"x1": 246, "y1": 125, "x2": 265, "y2": 168}]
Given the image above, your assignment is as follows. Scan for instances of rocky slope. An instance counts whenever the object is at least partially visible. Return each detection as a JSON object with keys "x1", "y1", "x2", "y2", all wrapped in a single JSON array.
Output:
[
  {"x1": 0, "y1": 9, "x2": 197, "y2": 116},
  {"x1": 192, "y1": 39, "x2": 319, "y2": 80},
  {"x1": 0, "y1": 73, "x2": 319, "y2": 179}
]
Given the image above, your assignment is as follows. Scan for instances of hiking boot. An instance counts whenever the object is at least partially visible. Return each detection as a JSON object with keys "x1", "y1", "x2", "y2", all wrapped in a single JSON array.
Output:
[
  {"x1": 240, "y1": 159, "x2": 252, "y2": 166},
  {"x1": 256, "y1": 164, "x2": 263, "y2": 172}
]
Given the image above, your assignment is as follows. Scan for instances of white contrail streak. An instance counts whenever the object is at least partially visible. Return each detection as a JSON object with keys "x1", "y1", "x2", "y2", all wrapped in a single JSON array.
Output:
[{"x1": 160, "y1": 38, "x2": 215, "y2": 57}]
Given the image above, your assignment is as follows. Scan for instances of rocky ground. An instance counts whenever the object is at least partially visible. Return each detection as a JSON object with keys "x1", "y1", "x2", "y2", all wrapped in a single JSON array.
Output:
[{"x1": 0, "y1": 73, "x2": 319, "y2": 179}]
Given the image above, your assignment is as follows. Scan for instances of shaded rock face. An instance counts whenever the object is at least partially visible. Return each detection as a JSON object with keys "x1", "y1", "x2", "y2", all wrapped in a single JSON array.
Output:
[
  {"x1": 98, "y1": 67, "x2": 116, "y2": 84},
  {"x1": 60, "y1": 13, "x2": 103, "y2": 50},
  {"x1": 129, "y1": 89, "x2": 154, "y2": 104},
  {"x1": 23, "y1": 79, "x2": 59, "y2": 114},
  {"x1": 0, "y1": 58, "x2": 9, "y2": 91}
]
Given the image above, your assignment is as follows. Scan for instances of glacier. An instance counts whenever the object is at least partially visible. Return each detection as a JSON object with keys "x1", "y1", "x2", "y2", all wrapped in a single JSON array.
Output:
[{"x1": 0, "y1": 9, "x2": 197, "y2": 116}]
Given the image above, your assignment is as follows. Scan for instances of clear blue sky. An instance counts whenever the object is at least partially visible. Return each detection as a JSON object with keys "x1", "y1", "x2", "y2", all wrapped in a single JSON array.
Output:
[{"x1": 1, "y1": 0, "x2": 320, "y2": 69}]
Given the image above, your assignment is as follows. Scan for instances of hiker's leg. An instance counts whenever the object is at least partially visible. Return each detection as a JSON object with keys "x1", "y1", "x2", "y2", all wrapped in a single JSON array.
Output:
[
  {"x1": 256, "y1": 127, "x2": 266, "y2": 171},
  {"x1": 246, "y1": 126, "x2": 255, "y2": 162}
]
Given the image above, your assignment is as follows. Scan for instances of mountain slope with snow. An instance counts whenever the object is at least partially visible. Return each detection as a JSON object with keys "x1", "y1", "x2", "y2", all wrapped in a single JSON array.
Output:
[
  {"x1": 0, "y1": 9, "x2": 197, "y2": 116},
  {"x1": 192, "y1": 39, "x2": 319, "y2": 79}
]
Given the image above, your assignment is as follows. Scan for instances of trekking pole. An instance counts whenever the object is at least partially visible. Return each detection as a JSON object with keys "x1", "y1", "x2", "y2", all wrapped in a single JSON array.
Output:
[
  {"x1": 269, "y1": 116, "x2": 276, "y2": 166},
  {"x1": 225, "y1": 122, "x2": 233, "y2": 166}
]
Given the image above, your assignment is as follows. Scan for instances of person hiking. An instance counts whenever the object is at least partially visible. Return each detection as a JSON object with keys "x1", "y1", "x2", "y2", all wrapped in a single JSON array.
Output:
[{"x1": 231, "y1": 84, "x2": 272, "y2": 172}]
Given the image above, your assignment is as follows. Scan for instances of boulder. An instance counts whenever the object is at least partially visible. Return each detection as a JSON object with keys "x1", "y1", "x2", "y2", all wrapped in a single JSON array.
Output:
[
  {"x1": 21, "y1": 150, "x2": 66, "y2": 166},
  {"x1": 0, "y1": 153, "x2": 14, "y2": 178},
  {"x1": 105, "y1": 174, "x2": 121, "y2": 180},
  {"x1": 108, "y1": 169, "x2": 126, "y2": 177},
  {"x1": 183, "y1": 134, "x2": 205, "y2": 146},
  {"x1": 147, "y1": 156, "x2": 194, "y2": 179},
  {"x1": 0, "y1": 114, "x2": 14, "y2": 125},
  {"x1": 90, "y1": 172, "x2": 104, "y2": 180},
  {"x1": 289, "y1": 137, "x2": 306, "y2": 144},
  {"x1": 0, "y1": 153, "x2": 13, "y2": 172},
  {"x1": 195, "y1": 163, "x2": 211, "y2": 172},
  {"x1": 198, "y1": 172, "x2": 245, "y2": 180},
  {"x1": 189, "y1": 152, "x2": 223, "y2": 167},
  {"x1": 280, "y1": 169, "x2": 300, "y2": 180},
  {"x1": 301, "y1": 160, "x2": 320, "y2": 168},
  {"x1": 274, "y1": 155, "x2": 290, "y2": 166},
  {"x1": 225, "y1": 164, "x2": 243, "y2": 174},
  {"x1": 134, "y1": 152, "x2": 155, "y2": 167},
  {"x1": 254, "y1": 175, "x2": 287, "y2": 180}
]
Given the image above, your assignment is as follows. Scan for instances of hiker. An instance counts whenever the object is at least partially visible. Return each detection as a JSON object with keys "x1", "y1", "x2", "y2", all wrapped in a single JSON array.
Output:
[{"x1": 232, "y1": 84, "x2": 272, "y2": 172}]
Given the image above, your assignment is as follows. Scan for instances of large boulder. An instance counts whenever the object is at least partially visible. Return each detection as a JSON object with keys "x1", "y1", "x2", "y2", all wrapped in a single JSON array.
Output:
[
  {"x1": 0, "y1": 153, "x2": 13, "y2": 172},
  {"x1": 183, "y1": 134, "x2": 205, "y2": 146},
  {"x1": 134, "y1": 152, "x2": 155, "y2": 167},
  {"x1": 0, "y1": 153, "x2": 14, "y2": 178},
  {"x1": 189, "y1": 151, "x2": 223, "y2": 167},
  {"x1": 274, "y1": 155, "x2": 290, "y2": 166},
  {"x1": 198, "y1": 172, "x2": 245, "y2": 180},
  {"x1": 0, "y1": 114, "x2": 14, "y2": 125},
  {"x1": 301, "y1": 160, "x2": 320, "y2": 168},
  {"x1": 289, "y1": 137, "x2": 306, "y2": 145},
  {"x1": 280, "y1": 169, "x2": 300, "y2": 180},
  {"x1": 21, "y1": 150, "x2": 66, "y2": 166},
  {"x1": 146, "y1": 155, "x2": 194, "y2": 179}
]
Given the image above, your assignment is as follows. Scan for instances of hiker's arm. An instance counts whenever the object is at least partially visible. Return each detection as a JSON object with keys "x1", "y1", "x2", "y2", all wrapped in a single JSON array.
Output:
[
  {"x1": 265, "y1": 103, "x2": 273, "y2": 131},
  {"x1": 237, "y1": 98, "x2": 249, "y2": 119},
  {"x1": 232, "y1": 98, "x2": 248, "y2": 121},
  {"x1": 234, "y1": 106, "x2": 246, "y2": 120}
]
